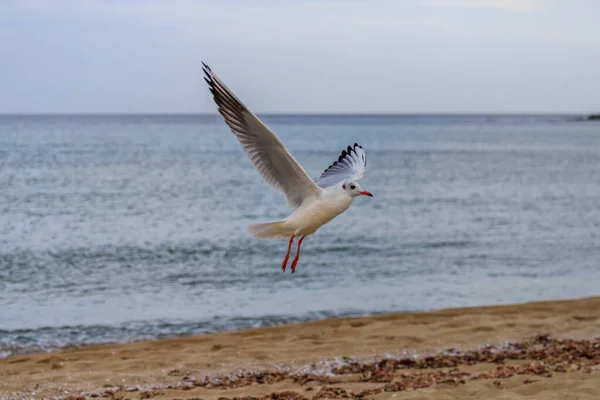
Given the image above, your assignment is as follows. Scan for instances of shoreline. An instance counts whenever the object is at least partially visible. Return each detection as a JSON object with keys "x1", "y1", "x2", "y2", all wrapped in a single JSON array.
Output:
[
  {"x1": 2, "y1": 295, "x2": 596, "y2": 360},
  {"x1": 2, "y1": 296, "x2": 599, "y2": 399}
]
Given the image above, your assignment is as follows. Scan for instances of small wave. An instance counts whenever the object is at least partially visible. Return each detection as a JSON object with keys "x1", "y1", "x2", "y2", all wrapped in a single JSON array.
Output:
[
  {"x1": 0, "y1": 309, "x2": 391, "y2": 358},
  {"x1": 422, "y1": 241, "x2": 471, "y2": 249}
]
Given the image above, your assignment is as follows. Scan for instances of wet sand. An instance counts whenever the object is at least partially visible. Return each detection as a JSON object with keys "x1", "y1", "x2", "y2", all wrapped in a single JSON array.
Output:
[{"x1": 1, "y1": 296, "x2": 599, "y2": 399}]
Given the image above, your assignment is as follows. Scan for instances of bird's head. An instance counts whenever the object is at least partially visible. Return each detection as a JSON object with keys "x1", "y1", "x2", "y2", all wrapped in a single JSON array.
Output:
[{"x1": 342, "y1": 181, "x2": 373, "y2": 198}]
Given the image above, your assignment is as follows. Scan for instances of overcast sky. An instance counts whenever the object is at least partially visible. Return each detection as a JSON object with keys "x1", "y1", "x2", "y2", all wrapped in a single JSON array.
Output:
[{"x1": 0, "y1": 0, "x2": 599, "y2": 114}]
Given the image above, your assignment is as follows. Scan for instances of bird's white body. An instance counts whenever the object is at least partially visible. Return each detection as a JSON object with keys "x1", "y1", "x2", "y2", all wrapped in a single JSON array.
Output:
[
  {"x1": 202, "y1": 62, "x2": 373, "y2": 272},
  {"x1": 248, "y1": 184, "x2": 355, "y2": 238},
  {"x1": 289, "y1": 185, "x2": 354, "y2": 236}
]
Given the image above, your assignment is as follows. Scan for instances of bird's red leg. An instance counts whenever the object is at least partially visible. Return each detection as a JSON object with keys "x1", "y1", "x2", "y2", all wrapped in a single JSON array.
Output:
[
  {"x1": 290, "y1": 236, "x2": 305, "y2": 274},
  {"x1": 281, "y1": 235, "x2": 295, "y2": 272}
]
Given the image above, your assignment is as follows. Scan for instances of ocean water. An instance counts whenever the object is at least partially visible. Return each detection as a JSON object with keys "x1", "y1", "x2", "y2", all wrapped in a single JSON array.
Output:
[{"x1": 1, "y1": 114, "x2": 599, "y2": 358}]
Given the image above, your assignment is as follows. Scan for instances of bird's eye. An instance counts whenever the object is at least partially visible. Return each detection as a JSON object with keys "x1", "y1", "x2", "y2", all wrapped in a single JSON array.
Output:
[{"x1": 350, "y1": 184, "x2": 356, "y2": 190}]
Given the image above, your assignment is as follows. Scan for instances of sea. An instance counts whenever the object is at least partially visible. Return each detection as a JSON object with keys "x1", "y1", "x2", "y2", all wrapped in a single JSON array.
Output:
[{"x1": 1, "y1": 114, "x2": 599, "y2": 358}]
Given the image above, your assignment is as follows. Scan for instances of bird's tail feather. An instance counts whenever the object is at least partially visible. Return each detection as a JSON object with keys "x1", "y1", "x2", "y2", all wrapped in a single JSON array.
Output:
[{"x1": 248, "y1": 220, "x2": 291, "y2": 239}]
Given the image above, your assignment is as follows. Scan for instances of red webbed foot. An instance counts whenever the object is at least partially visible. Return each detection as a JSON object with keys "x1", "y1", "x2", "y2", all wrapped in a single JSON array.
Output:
[
  {"x1": 281, "y1": 235, "x2": 295, "y2": 272},
  {"x1": 290, "y1": 236, "x2": 305, "y2": 273}
]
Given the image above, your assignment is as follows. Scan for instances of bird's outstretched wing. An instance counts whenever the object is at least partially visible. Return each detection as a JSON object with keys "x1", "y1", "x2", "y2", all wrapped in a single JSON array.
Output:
[
  {"x1": 202, "y1": 63, "x2": 321, "y2": 209},
  {"x1": 315, "y1": 143, "x2": 367, "y2": 188}
]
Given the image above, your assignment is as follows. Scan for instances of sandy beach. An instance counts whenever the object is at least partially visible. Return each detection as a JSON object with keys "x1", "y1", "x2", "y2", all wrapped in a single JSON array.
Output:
[{"x1": 1, "y1": 296, "x2": 599, "y2": 399}]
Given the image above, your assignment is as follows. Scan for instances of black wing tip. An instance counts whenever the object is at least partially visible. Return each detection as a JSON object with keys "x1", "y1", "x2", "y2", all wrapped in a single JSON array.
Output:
[
  {"x1": 318, "y1": 142, "x2": 367, "y2": 181},
  {"x1": 345, "y1": 143, "x2": 363, "y2": 157},
  {"x1": 202, "y1": 62, "x2": 215, "y2": 84},
  {"x1": 202, "y1": 68, "x2": 213, "y2": 84}
]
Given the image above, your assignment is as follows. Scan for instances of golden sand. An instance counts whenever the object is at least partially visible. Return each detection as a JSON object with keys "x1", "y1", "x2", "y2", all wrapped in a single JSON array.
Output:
[{"x1": 1, "y1": 296, "x2": 599, "y2": 399}]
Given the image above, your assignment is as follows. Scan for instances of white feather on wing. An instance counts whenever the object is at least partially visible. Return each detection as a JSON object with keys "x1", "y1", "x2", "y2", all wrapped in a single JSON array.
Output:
[
  {"x1": 202, "y1": 63, "x2": 321, "y2": 210},
  {"x1": 315, "y1": 143, "x2": 367, "y2": 188}
]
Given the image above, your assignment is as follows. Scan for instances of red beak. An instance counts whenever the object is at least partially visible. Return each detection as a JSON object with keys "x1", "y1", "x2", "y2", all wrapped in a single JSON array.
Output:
[{"x1": 360, "y1": 190, "x2": 374, "y2": 197}]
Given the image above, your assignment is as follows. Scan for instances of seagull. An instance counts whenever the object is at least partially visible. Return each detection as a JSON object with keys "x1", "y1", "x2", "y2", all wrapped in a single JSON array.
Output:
[{"x1": 202, "y1": 63, "x2": 373, "y2": 273}]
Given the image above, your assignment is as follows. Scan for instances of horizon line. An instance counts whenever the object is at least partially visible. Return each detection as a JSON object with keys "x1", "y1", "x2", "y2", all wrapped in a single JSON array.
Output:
[{"x1": 0, "y1": 112, "x2": 591, "y2": 117}]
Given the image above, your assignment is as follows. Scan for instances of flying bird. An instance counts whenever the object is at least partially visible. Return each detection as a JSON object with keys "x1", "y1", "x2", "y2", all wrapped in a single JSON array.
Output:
[{"x1": 202, "y1": 63, "x2": 373, "y2": 273}]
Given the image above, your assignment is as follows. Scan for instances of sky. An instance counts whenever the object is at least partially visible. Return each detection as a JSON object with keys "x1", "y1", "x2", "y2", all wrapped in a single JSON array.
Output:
[{"x1": 0, "y1": 0, "x2": 599, "y2": 114}]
